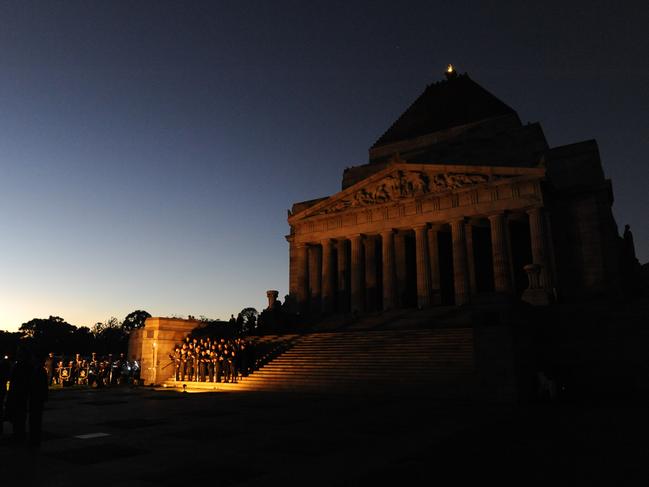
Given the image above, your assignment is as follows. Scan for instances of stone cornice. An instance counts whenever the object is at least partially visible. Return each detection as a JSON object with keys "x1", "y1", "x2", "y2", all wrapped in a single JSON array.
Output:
[{"x1": 288, "y1": 162, "x2": 545, "y2": 223}]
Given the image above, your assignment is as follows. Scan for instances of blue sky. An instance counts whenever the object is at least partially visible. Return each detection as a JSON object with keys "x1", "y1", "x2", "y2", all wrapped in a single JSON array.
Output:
[{"x1": 0, "y1": 1, "x2": 647, "y2": 331}]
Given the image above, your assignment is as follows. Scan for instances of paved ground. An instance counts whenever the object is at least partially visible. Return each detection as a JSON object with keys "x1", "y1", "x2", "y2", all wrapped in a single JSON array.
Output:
[{"x1": 0, "y1": 386, "x2": 647, "y2": 486}]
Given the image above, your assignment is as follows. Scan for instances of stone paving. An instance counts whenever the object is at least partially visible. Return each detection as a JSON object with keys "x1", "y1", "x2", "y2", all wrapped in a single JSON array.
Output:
[{"x1": 0, "y1": 386, "x2": 647, "y2": 486}]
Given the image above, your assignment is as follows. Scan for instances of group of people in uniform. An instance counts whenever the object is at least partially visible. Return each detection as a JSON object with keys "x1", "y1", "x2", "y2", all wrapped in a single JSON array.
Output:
[
  {"x1": 169, "y1": 336, "x2": 256, "y2": 383},
  {"x1": 45, "y1": 351, "x2": 140, "y2": 388}
]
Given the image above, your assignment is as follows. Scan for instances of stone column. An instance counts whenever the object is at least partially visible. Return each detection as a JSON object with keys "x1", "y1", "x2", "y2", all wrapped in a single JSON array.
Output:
[
  {"x1": 350, "y1": 234, "x2": 364, "y2": 313},
  {"x1": 308, "y1": 244, "x2": 322, "y2": 313},
  {"x1": 414, "y1": 225, "x2": 432, "y2": 308},
  {"x1": 528, "y1": 207, "x2": 549, "y2": 287},
  {"x1": 488, "y1": 213, "x2": 512, "y2": 293},
  {"x1": 381, "y1": 230, "x2": 397, "y2": 311},
  {"x1": 337, "y1": 239, "x2": 349, "y2": 312},
  {"x1": 364, "y1": 236, "x2": 378, "y2": 312},
  {"x1": 427, "y1": 226, "x2": 441, "y2": 305},
  {"x1": 395, "y1": 231, "x2": 407, "y2": 308},
  {"x1": 450, "y1": 219, "x2": 470, "y2": 305},
  {"x1": 465, "y1": 222, "x2": 477, "y2": 295},
  {"x1": 321, "y1": 238, "x2": 335, "y2": 314},
  {"x1": 295, "y1": 243, "x2": 309, "y2": 313}
]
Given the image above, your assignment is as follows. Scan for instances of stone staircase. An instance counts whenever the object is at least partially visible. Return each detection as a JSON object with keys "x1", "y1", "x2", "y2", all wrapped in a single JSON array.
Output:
[{"x1": 162, "y1": 327, "x2": 476, "y2": 396}]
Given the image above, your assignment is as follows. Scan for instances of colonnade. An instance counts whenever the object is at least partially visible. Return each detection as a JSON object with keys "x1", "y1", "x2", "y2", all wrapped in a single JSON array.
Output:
[{"x1": 293, "y1": 207, "x2": 551, "y2": 314}]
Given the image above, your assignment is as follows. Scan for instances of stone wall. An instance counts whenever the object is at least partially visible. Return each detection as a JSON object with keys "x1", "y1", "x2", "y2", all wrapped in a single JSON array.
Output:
[{"x1": 128, "y1": 317, "x2": 201, "y2": 385}]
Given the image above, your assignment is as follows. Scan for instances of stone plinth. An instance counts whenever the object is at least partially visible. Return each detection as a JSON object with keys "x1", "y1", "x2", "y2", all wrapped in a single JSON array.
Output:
[
  {"x1": 128, "y1": 317, "x2": 201, "y2": 385},
  {"x1": 521, "y1": 264, "x2": 553, "y2": 306},
  {"x1": 266, "y1": 290, "x2": 279, "y2": 309}
]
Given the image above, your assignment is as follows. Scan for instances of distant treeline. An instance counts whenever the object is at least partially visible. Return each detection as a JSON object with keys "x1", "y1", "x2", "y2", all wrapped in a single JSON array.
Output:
[
  {"x1": 0, "y1": 306, "x2": 276, "y2": 358},
  {"x1": 0, "y1": 310, "x2": 151, "y2": 358}
]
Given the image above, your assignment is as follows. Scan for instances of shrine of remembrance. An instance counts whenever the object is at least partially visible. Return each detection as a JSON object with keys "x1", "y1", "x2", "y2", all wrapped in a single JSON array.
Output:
[{"x1": 286, "y1": 67, "x2": 623, "y2": 317}]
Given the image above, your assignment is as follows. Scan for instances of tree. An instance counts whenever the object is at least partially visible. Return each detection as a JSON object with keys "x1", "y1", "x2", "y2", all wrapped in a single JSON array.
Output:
[
  {"x1": 0, "y1": 330, "x2": 22, "y2": 356},
  {"x1": 91, "y1": 317, "x2": 120, "y2": 336},
  {"x1": 122, "y1": 310, "x2": 151, "y2": 332},
  {"x1": 19, "y1": 316, "x2": 76, "y2": 353},
  {"x1": 70, "y1": 326, "x2": 95, "y2": 355},
  {"x1": 237, "y1": 308, "x2": 259, "y2": 335},
  {"x1": 93, "y1": 317, "x2": 128, "y2": 354}
]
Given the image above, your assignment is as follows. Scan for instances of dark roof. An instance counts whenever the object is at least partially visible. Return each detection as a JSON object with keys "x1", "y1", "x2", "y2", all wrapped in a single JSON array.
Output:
[
  {"x1": 377, "y1": 123, "x2": 548, "y2": 166},
  {"x1": 344, "y1": 123, "x2": 548, "y2": 189},
  {"x1": 372, "y1": 73, "x2": 518, "y2": 148}
]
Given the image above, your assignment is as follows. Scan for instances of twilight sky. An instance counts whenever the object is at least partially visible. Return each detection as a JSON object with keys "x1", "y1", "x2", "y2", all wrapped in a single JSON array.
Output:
[{"x1": 0, "y1": 1, "x2": 647, "y2": 331}]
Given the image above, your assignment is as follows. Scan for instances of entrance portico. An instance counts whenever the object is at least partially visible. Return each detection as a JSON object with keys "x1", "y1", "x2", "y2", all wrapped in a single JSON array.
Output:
[{"x1": 287, "y1": 163, "x2": 553, "y2": 314}]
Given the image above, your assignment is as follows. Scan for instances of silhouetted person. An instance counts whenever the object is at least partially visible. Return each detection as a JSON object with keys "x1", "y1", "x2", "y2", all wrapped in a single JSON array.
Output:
[
  {"x1": 6, "y1": 347, "x2": 31, "y2": 442},
  {"x1": 0, "y1": 355, "x2": 12, "y2": 434},
  {"x1": 44, "y1": 352, "x2": 55, "y2": 386},
  {"x1": 28, "y1": 355, "x2": 48, "y2": 447},
  {"x1": 170, "y1": 346, "x2": 181, "y2": 381},
  {"x1": 6, "y1": 345, "x2": 33, "y2": 443},
  {"x1": 5, "y1": 345, "x2": 49, "y2": 446}
]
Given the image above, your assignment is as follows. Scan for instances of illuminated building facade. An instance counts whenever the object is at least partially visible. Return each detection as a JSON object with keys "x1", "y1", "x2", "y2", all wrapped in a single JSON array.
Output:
[{"x1": 287, "y1": 68, "x2": 624, "y2": 315}]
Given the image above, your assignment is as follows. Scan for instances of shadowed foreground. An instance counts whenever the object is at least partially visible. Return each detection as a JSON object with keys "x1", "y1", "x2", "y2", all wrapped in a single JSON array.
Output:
[{"x1": 0, "y1": 387, "x2": 646, "y2": 486}]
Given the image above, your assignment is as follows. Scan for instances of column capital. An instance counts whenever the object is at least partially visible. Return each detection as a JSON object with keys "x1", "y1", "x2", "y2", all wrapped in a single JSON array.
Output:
[
  {"x1": 449, "y1": 217, "x2": 467, "y2": 225},
  {"x1": 486, "y1": 211, "x2": 506, "y2": 221},
  {"x1": 380, "y1": 228, "x2": 395, "y2": 237},
  {"x1": 526, "y1": 206, "x2": 544, "y2": 216},
  {"x1": 348, "y1": 233, "x2": 364, "y2": 241},
  {"x1": 320, "y1": 237, "x2": 334, "y2": 246},
  {"x1": 413, "y1": 223, "x2": 429, "y2": 231}
]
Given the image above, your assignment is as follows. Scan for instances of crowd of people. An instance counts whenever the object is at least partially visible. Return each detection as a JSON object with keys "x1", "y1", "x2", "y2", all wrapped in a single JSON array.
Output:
[
  {"x1": 44, "y1": 352, "x2": 140, "y2": 387},
  {"x1": 1, "y1": 347, "x2": 138, "y2": 447},
  {"x1": 169, "y1": 336, "x2": 256, "y2": 383}
]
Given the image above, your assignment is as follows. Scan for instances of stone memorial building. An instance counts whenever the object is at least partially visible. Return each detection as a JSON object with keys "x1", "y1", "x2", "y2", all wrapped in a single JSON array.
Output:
[{"x1": 286, "y1": 67, "x2": 623, "y2": 316}]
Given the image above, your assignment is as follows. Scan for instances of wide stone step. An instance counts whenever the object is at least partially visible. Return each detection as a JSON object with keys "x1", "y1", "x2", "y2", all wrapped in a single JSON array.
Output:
[
  {"x1": 296, "y1": 336, "x2": 471, "y2": 342},
  {"x1": 247, "y1": 371, "x2": 472, "y2": 379},
  {"x1": 266, "y1": 358, "x2": 472, "y2": 365},
  {"x1": 242, "y1": 376, "x2": 473, "y2": 385},
  {"x1": 277, "y1": 349, "x2": 472, "y2": 355},
  {"x1": 264, "y1": 361, "x2": 472, "y2": 367},
  {"x1": 252, "y1": 367, "x2": 472, "y2": 375}
]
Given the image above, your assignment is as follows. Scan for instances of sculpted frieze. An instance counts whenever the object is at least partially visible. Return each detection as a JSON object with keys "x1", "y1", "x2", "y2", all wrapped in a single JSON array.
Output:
[{"x1": 317, "y1": 170, "x2": 494, "y2": 215}]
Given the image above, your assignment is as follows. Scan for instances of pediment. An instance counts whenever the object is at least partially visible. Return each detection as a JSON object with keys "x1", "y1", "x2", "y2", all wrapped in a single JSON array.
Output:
[{"x1": 290, "y1": 163, "x2": 544, "y2": 220}]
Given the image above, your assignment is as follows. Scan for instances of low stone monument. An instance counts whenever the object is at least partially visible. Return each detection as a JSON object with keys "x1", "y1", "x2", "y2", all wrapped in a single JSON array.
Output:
[{"x1": 128, "y1": 317, "x2": 201, "y2": 385}]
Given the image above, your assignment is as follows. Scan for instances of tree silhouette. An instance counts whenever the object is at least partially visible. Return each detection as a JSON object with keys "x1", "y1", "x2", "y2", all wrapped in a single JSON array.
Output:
[
  {"x1": 93, "y1": 317, "x2": 128, "y2": 354},
  {"x1": 19, "y1": 316, "x2": 76, "y2": 352},
  {"x1": 237, "y1": 308, "x2": 258, "y2": 335},
  {"x1": 122, "y1": 310, "x2": 151, "y2": 332}
]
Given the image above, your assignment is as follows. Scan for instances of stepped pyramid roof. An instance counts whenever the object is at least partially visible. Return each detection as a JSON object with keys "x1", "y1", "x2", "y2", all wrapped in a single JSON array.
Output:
[{"x1": 372, "y1": 71, "x2": 519, "y2": 149}]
